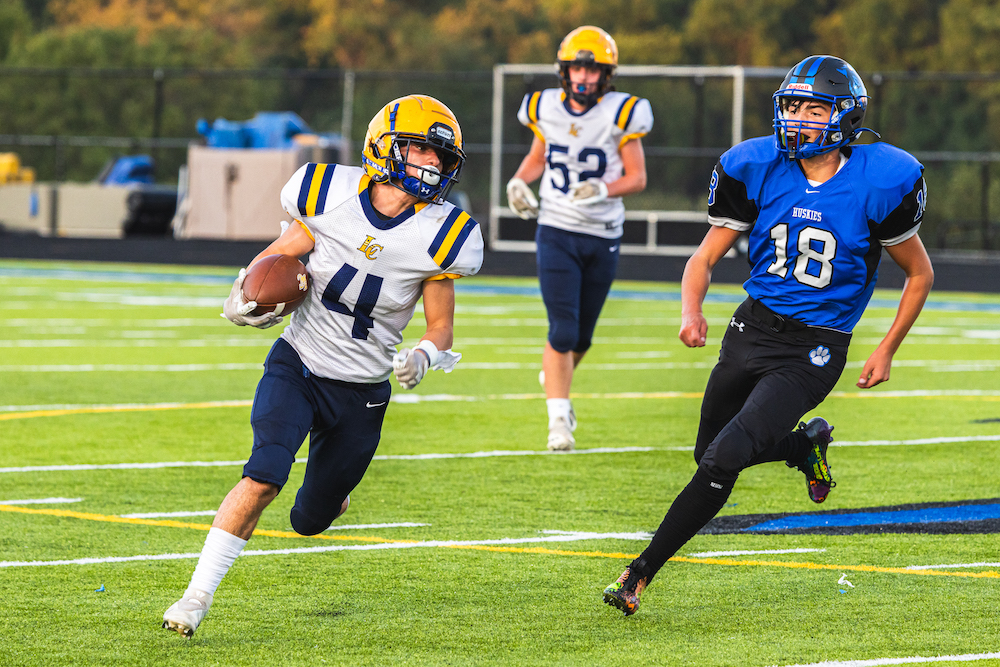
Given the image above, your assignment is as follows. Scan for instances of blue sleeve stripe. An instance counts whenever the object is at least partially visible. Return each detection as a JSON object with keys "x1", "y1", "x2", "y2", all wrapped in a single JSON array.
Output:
[
  {"x1": 314, "y1": 164, "x2": 335, "y2": 215},
  {"x1": 428, "y1": 208, "x2": 463, "y2": 259},
  {"x1": 296, "y1": 163, "x2": 317, "y2": 216},
  {"x1": 438, "y1": 217, "x2": 478, "y2": 269}
]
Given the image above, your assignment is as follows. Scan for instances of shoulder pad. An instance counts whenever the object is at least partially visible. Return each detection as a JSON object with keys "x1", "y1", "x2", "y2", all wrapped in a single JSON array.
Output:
[
  {"x1": 281, "y1": 163, "x2": 364, "y2": 221},
  {"x1": 427, "y1": 205, "x2": 482, "y2": 273},
  {"x1": 858, "y1": 143, "x2": 924, "y2": 191}
]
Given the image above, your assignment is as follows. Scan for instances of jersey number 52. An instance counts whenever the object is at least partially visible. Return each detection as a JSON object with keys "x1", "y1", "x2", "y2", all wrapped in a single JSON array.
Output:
[{"x1": 548, "y1": 144, "x2": 606, "y2": 193}]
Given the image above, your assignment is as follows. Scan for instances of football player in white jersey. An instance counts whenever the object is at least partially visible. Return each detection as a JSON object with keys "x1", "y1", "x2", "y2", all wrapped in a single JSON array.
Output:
[
  {"x1": 506, "y1": 26, "x2": 653, "y2": 451},
  {"x1": 162, "y1": 95, "x2": 483, "y2": 638}
]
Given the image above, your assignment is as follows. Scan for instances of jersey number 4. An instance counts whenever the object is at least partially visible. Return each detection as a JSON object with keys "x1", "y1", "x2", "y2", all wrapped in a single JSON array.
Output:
[
  {"x1": 766, "y1": 224, "x2": 837, "y2": 289},
  {"x1": 548, "y1": 145, "x2": 606, "y2": 193},
  {"x1": 321, "y1": 263, "x2": 383, "y2": 339}
]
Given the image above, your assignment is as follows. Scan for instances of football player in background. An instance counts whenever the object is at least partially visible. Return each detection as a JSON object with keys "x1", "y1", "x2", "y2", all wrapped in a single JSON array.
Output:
[
  {"x1": 603, "y1": 56, "x2": 933, "y2": 615},
  {"x1": 162, "y1": 95, "x2": 484, "y2": 637},
  {"x1": 506, "y1": 26, "x2": 653, "y2": 451}
]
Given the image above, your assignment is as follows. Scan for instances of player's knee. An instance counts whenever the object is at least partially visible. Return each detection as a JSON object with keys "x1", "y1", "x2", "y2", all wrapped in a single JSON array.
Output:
[
  {"x1": 548, "y1": 322, "x2": 579, "y2": 353},
  {"x1": 242, "y1": 444, "x2": 295, "y2": 488},
  {"x1": 289, "y1": 505, "x2": 332, "y2": 536},
  {"x1": 289, "y1": 493, "x2": 349, "y2": 536}
]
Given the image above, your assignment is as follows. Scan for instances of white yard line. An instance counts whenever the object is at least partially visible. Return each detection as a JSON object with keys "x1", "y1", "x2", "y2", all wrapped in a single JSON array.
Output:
[
  {"x1": 119, "y1": 510, "x2": 218, "y2": 519},
  {"x1": 771, "y1": 651, "x2": 1000, "y2": 666},
  {"x1": 0, "y1": 530, "x2": 651, "y2": 568},
  {"x1": 0, "y1": 447, "x2": 659, "y2": 474},
  {"x1": 327, "y1": 522, "x2": 430, "y2": 530},
  {"x1": 0, "y1": 497, "x2": 82, "y2": 505},
  {"x1": 906, "y1": 562, "x2": 1000, "y2": 571},
  {"x1": 687, "y1": 548, "x2": 826, "y2": 557}
]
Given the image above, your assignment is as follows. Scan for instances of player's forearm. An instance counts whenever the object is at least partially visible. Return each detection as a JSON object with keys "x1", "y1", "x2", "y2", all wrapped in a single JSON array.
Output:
[
  {"x1": 420, "y1": 324, "x2": 454, "y2": 352},
  {"x1": 680, "y1": 257, "x2": 712, "y2": 317},
  {"x1": 513, "y1": 156, "x2": 545, "y2": 184},
  {"x1": 877, "y1": 271, "x2": 933, "y2": 356},
  {"x1": 606, "y1": 171, "x2": 647, "y2": 198}
]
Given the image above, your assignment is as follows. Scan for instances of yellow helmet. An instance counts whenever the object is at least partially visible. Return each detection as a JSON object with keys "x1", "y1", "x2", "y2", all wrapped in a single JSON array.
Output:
[
  {"x1": 556, "y1": 26, "x2": 618, "y2": 107},
  {"x1": 361, "y1": 94, "x2": 465, "y2": 204}
]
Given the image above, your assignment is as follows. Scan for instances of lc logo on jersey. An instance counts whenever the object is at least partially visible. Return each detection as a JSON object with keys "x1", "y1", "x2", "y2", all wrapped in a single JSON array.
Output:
[
  {"x1": 568, "y1": 123, "x2": 581, "y2": 137},
  {"x1": 358, "y1": 235, "x2": 383, "y2": 260}
]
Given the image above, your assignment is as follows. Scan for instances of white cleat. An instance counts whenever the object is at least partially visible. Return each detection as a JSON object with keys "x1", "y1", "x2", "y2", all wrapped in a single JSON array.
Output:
[
  {"x1": 547, "y1": 414, "x2": 576, "y2": 451},
  {"x1": 162, "y1": 588, "x2": 213, "y2": 638}
]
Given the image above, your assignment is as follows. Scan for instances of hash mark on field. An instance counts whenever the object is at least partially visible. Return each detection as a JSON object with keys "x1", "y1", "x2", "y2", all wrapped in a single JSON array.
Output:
[{"x1": 772, "y1": 650, "x2": 1000, "y2": 666}]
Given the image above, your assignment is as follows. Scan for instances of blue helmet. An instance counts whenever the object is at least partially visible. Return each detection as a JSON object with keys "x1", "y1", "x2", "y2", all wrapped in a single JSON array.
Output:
[{"x1": 773, "y1": 55, "x2": 875, "y2": 160}]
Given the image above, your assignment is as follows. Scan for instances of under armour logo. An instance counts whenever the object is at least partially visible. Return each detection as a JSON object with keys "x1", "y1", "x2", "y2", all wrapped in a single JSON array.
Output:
[{"x1": 729, "y1": 317, "x2": 745, "y2": 332}]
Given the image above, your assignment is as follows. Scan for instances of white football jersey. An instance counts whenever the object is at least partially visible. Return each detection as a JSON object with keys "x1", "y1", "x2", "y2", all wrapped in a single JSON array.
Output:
[
  {"x1": 277, "y1": 163, "x2": 483, "y2": 383},
  {"x1": 517, "y1": 88, "x2": 653, "y2": 239}
]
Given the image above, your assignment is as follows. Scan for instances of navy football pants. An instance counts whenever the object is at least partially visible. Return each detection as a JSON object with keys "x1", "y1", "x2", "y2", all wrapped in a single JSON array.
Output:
[
  {"x1": 244, "y1": 339, "x2": 391, "y2": 536},
  {"x1": 535, "y1": 224, "x2": 620, "y2": 354}
]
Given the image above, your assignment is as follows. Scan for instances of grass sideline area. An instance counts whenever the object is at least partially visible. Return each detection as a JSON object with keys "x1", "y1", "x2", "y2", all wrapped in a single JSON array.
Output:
[{"x1": 1, "y1": 259, "x2": 999, "y2": 667}]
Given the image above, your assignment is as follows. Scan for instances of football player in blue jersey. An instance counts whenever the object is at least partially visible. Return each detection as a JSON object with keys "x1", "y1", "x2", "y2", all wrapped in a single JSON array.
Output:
[
  {"x1": 161, "y1": 95, "x2": 484, "y2": 637},
  {"x1": 506, "y1": 26, "x2": 653, "y2": 451},
  {"x1": 603, "y1": 56, "x2": 934, "y2": 616}
]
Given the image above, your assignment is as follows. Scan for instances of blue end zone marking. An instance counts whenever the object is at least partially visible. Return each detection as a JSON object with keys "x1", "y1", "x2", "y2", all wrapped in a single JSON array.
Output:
[{"x1": 744, "y1": 503, "x2": 1000, "y2": 532}]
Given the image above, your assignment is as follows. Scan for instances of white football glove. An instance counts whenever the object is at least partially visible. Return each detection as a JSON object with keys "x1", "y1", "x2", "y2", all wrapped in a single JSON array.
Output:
[
  {"x1": 221, "y1": 268, "x2": 284, "y2": 329},
  {"x1": 392, "y1": 347, "x2": 430, "y2": 390},
  {"x1": 568, "y1": 179, "x2": 609, "y2": 206},
  {"x1": 506, "y1": 177, "x2": 539, "y2": 219}
]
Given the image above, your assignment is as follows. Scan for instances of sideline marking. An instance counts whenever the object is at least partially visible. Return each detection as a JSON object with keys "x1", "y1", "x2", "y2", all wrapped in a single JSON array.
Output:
[
  {"x1": 0, "y1": 497, "x2": 82, "y2": 505},
  {"x1": 2, "y1": 504, "x2": 998, "y2": 581},
  {"x1": 771, "y1": 651, "x2": 1000, "y2": 666}
]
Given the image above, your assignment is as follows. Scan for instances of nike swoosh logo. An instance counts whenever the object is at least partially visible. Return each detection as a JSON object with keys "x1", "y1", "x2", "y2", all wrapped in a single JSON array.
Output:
[
  {"x1": 609, "y1": 245, "x2": 618, "y2": 252},
  {"x1": 805, "y1": 189, "x2": 820, "y2": 194},
  {"x1": 366, "y1": 401, "x2": 387, "y2": 408}
]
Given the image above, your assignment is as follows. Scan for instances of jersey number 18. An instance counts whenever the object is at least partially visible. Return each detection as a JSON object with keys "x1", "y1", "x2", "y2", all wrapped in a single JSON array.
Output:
[{"x1": 766, "y1": 224, "x2": 837, "y2": 289}]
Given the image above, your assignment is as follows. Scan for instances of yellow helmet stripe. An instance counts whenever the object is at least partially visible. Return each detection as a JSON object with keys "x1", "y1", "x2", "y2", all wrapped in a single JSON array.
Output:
[
  {"x1": 615, "y1": 96, "x2": 640, "y2": 131},
  {"x1": 431, "y1": 210, "x2": 473, "y2": 267},
  {"x1": 527, "y1": 91, "x2": 542, "y2": 124}
]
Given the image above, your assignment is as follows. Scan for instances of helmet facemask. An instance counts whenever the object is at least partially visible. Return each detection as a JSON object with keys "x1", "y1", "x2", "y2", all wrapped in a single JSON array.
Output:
[
  {"x1": 367, "y1": 128, "x2": 464, "y2": 205},
  {"x1": 558, "y1": 57, "x2": 615, "y2": 109}
]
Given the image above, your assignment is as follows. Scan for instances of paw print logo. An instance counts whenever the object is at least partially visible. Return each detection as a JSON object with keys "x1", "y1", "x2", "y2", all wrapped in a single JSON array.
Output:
[{"x1": 809, "y1": 345, "x2": 831, "y2": 367}]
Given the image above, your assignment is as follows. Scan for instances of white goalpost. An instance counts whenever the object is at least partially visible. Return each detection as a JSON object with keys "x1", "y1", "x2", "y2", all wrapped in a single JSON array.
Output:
[{"x1": 489, "y1": 64, "x2": 749, "y2": 255}]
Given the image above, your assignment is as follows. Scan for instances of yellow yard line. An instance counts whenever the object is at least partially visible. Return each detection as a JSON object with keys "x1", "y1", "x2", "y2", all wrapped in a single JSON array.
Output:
[
  {"x1": 0, "y1": 401, "x2": 253, "y2": 422},
  {"x1": 0, "y1": 505, "x2": 408, "y2": 545}
]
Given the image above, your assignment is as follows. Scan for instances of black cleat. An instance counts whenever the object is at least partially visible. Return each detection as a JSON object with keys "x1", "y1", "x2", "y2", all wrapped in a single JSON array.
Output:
[{"x1": 787, "y1": 417, "x2": 836, "y2": 503}]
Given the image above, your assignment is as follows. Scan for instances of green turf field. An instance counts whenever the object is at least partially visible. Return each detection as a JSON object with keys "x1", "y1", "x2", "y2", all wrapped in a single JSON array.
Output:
[{"x1": 1, "y1": 259, "x2": 999, "y2": 667}]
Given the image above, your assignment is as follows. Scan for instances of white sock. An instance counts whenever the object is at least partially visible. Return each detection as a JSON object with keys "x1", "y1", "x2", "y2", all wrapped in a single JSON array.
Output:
[
  {"x1": 546, "y1": 398, "x2": 573, "y2": 428},
  {"x1": 187, "y1": 527, "x2": 248, "y2": 596}
]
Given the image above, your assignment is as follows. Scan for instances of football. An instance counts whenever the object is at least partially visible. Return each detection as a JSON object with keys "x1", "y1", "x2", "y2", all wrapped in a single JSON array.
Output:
[{"x1": 241, "y1": 254, "x2": 310, "y2": 316}]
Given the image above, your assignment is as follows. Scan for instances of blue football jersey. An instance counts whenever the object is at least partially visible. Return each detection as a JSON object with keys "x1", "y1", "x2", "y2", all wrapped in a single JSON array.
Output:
[{"x1": 708, "y1": 137, "x2": 926, "y2": 332}]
